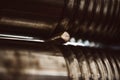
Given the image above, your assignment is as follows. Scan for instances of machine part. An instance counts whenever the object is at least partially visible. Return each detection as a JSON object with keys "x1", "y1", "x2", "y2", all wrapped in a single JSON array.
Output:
[
  {"x1": 0, "y1": 41, "x2": 68, "y2": 80},
  {"x1": 0, "y1": 17, "x2": 58, "y2": 40},
  {"x1": 0, "y1": 31, "x2": 70, "y2": 44},
  {"x1": 59, "y1": 46, "x2": 81, "y2": 80},
  {"x1": 0, "y1": 0, "x2": 65, "y2": 39},
  {"x1": 46, "y1": 31, "x2": 70, "y2": 44},
  {"x1": 0, "y1": 40, "x2": 119, "y2": 80},
  {"x1": 0, "y1": 0, "x2": 120, "y2": 44}
]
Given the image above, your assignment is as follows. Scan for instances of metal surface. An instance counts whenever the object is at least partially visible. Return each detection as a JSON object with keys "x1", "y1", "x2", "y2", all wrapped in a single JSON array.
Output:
[
  {"x1": 0, "y1": 1, "x2": 119, "y2": 80},
  {"x1": 0, "y1": 41, "x2": 68, "y2": 80},
  {"x1": 0, "y1": 40, "x2": 119, "y2": 80},
  {"x1": 0, "y1": 0, "x2": 65, "y2": 39},
  {"x1": 0, "y1": 0, "x2": 120, "y2": 44}
]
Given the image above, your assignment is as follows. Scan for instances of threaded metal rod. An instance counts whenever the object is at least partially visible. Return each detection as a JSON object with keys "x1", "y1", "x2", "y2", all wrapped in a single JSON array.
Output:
[
  {"x1": 0, "y1": 41, "x2": 119, "y2": 80},
  {"x1": 0, "y1": 0, "x2": 120, "y2": 44}
]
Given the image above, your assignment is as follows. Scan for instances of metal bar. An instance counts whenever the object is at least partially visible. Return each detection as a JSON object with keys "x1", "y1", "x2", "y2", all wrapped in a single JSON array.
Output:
[
  {"x1": 0, "y1": 0, "x2": 120, "y2": 44},
  {"x1": 0, "y1": 41, "x2": 119, "y2": 80}
]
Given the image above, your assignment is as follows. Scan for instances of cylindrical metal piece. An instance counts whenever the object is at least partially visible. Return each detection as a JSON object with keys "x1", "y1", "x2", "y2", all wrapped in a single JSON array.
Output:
[
  {"x1": 0, "y1": 40, "x2": 119, "y2": 80},
  {"x1": 0, "y1": 41, "x2": 68, "y2": 80},
  {"x1": 0, "y1": 0, "x2": 65, "y2": 39},
  {"x1": 0, "y1": 0, "x2": 120, "y2": 43}
]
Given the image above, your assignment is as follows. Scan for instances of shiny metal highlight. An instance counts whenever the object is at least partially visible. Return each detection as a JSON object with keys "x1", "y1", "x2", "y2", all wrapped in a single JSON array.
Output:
[
  {"x1": 0, "y1": 0, "x2": 120, "y2": 44},
  {"x1": 0, "y1": 41, "x2": 119, "y2": 80}
]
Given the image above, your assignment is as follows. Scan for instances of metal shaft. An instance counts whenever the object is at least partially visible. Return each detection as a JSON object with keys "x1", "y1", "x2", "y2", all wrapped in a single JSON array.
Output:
[
  {"x1": 0, "y1": 40, "x2": 119, "y2": 80},
  {"x1": 0, "y1": 0, "x2": 120, "y2": 44}
]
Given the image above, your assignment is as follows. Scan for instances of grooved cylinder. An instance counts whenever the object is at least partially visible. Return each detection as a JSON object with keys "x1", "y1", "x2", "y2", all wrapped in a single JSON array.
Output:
[
  {"x1": 0, "y1": 41, "x2": 119, "y2": 80},
  {"x1": 0, "y1": 0, "x2": 120, "y2": 43}
]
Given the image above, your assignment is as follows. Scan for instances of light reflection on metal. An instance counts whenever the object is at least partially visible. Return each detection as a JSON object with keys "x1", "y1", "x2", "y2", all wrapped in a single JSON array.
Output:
[
  {"x1": 0, "y1": 43, "x2": 119, "y2": 80},
  {"x1": 0, "y1": 33, "x2": 44, "y2": 42},
  {"x1": 0, "y1": 17, "x2": 55, "y2": 29},
  {"x1": 0, "y1": 46, "x2": 68, "y2": 80},
  {"x1": 0, "y1": 0, "x2": 120, "y2": 44},
  {"x1": 0, "y1": 34, "x2": 119, "y2": 50},
  {"x1": 65, "y1": 37, "x2": 101, "y2": 47}
]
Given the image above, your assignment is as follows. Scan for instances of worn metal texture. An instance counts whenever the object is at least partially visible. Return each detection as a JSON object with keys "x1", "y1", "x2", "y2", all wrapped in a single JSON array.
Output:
[
  {"x1": 0, "y1": 40, "x2": 119, "y2": 80},
  {"x1": 0, "y1": 0, "x2": 120, "y2": 44}
]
